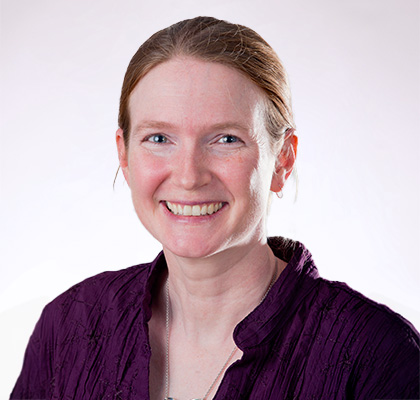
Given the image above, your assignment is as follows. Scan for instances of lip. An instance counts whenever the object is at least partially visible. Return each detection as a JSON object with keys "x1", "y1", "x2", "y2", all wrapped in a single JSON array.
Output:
[{"x1": 163, "y1": 200, "x2": 224, "y2": 205}]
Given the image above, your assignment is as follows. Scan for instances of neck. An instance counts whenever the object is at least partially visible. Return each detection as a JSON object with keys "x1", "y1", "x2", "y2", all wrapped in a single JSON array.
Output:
[{"x1": 162, "y1": 241, "x2": 283, "y2": 344}]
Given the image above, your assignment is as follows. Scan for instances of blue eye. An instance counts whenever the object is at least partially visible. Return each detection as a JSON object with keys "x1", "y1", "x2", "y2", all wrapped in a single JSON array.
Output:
[
  {"x1": 147, "y1": 134, "x2": 168, "y2": 143},
  {"x1": 219, "y1": 135, "x2": 239, "y2": 144}
]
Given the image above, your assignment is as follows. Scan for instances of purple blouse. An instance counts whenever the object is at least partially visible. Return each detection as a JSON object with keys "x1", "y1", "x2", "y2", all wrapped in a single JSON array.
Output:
[{"x1": 11, "y1": 238, "x2": 420, "y2": 399}]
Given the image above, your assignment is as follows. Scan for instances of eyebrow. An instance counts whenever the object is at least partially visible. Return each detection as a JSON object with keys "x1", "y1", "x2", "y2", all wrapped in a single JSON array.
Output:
[
  {"x1": 131, "y1": 120, "x2": 250, "y2": 135},
  {"x1": 132, "y1": 121, "x2": 175, "y2": 133}
]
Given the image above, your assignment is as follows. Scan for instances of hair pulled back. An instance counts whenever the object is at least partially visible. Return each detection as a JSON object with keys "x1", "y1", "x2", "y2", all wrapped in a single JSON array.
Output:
[{"x1": 118, "y1": 16, "x2": 295, "y2": 154}]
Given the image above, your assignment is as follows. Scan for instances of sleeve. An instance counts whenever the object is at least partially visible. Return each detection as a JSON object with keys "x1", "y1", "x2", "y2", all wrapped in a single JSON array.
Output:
[
  {"x1": 349, "y1": 315, "x2": 420, "y2": 400},
  {"x1": 10, "y1": 304, "x2": 56, "y2": 400}
]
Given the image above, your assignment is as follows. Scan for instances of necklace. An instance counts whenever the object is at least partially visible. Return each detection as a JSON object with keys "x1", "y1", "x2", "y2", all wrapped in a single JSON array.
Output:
[{"x1": 164, "y1": 259, "x2": 278, "y2": 400}]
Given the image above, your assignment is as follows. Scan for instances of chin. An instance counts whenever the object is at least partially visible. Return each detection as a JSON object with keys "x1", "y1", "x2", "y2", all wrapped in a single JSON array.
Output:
[
  {"x1": 164, "y1": 243, "x2": 217, "y2": 260},
  {"x1": 161, "y1": 235, "x2": 230, "y2": 260}
]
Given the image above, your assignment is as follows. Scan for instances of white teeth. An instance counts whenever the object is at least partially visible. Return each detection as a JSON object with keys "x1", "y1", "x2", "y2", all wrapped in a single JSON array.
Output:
[
  {"x1": 166, "y1": 201, "x2": 176, "y2": 214},
  {"x1": 166, "y1": 202, "x2": 223, "y2": 216}
]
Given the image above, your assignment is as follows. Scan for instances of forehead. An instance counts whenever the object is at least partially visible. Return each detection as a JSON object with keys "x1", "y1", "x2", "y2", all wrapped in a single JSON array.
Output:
[{"x1": 128, "y1": 57, "x2": 266, "y2": 132}]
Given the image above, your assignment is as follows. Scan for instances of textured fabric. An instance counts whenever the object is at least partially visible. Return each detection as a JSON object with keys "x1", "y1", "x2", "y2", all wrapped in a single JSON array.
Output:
[{"x1": 11, "y1": 238, "x2": 420, "y2": 399}]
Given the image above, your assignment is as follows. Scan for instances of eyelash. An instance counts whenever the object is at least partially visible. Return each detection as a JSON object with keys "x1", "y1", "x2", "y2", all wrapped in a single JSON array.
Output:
[
  {"x1": 142, "y1": 134, "x2": 242, "y2": 146},
  {"x1": 217, "y1": 135, "x2": 241, "y2": 144},
  {"x1": 144, "y1": 134, "x2": 168, "y2": 144}
]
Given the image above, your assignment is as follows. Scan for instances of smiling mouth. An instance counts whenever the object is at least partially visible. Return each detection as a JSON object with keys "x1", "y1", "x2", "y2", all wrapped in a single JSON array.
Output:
[{"x1": 165, "y1": 201, "x2": 224, "y2": 216}]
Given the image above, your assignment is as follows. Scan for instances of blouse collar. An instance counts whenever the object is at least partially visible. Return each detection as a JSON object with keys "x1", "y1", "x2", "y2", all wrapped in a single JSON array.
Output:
[{"x1": 233, "y1": 237, "x2": 319, "y2": 349}]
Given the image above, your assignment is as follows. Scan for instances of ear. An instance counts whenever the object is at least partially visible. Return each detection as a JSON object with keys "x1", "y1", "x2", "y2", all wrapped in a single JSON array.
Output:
[
  {"x1": 116, "y1": 128, "x2": 130, "y2": 186},
  {"x1": 270, "y1": 131, "x2": 298, "y2": 192}
]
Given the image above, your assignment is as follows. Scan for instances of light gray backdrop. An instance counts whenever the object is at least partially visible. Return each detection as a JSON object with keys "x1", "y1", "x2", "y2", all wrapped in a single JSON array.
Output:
[{"x1": 1, "y1": 0, "x2": 419, "y2": 396}]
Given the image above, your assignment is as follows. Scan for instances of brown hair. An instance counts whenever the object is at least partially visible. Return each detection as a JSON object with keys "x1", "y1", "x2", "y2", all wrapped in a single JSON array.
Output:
[{"x1": 118, "y1": 16, "x2": 295, "y2": 154}]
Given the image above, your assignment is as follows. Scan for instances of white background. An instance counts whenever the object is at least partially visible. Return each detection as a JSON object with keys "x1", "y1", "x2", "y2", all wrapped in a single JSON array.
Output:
[{"x1": 1, "y1": 0, "x2": 419, "y2": 396}]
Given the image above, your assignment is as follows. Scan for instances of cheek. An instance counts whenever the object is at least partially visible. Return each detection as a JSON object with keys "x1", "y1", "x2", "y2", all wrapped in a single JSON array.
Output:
[
  {"x1": 221, "y1": 163, "x2": 262, "y2": 206},
  {"x1": 249, "y1": 159, "x2": 276, "y2": 203},
  {"x1": 218, "y1": 157, "x2": 253, "y2": 185},
  {"x1": 128, "y1": 155, "x2": 167, "y2": 197},
  {"x1": 218, "y1": 150, "x2": 273, "y2": 198}
]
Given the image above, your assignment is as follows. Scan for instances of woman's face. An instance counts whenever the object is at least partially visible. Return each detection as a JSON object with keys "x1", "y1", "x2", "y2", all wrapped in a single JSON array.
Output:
[{"x1": 117, "y1": 57, "x2": 283, "y2": 260}]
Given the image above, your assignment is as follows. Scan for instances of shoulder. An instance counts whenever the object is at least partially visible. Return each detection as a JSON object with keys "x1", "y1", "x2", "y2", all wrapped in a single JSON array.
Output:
[
  {"x1": 270, "y1": 237, "x2": 419, "y2": 397},
  {"x1": 272, "y1": 236, "x2": 419, "y2": 350},
  {"x1": 313, "y1": 278, "x2": 419, "y2": 398},
  {"x1": 10, "y1": 258, "x2": 161, "y2": 398},
  {"x1": 45, "y1": 261, "x2": 152, "y2": 315},
  {"x1": 36, "y1": 255, "x2": 164, "y2": 340},
  {"x1": 316, "y1": 277, "x2": 418, "y2": 342},
  {"x1": 56, "y1": 261, "x2": 152, "y2": 304}
]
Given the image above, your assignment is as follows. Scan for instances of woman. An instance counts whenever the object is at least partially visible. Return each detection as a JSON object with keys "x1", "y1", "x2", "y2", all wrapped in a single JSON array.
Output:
[{"x1": 11, "y1": 16, "x2": 419, "y2": 400}]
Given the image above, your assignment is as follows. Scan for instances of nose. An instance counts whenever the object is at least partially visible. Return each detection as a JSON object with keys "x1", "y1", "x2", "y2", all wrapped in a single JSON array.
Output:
[{"x1": 173, "y1": 144, "x2": 212, "y2": 191}]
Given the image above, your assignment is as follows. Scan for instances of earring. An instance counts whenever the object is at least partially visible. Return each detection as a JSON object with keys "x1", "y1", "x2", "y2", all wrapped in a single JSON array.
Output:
[{"x1": 275, "y1": 189, "x2": 283, "y2": 199}]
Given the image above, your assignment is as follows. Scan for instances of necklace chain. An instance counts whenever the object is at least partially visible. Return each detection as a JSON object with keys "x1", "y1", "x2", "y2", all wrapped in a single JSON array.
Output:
[{"x1": 164, "y1": 259, "x2": 278, "y2": 400}]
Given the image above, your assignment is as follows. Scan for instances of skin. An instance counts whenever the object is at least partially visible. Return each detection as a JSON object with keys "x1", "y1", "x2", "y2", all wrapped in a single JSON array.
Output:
[{"x1": 116, "y1": 57, "x2": 296, "y2": 399}]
